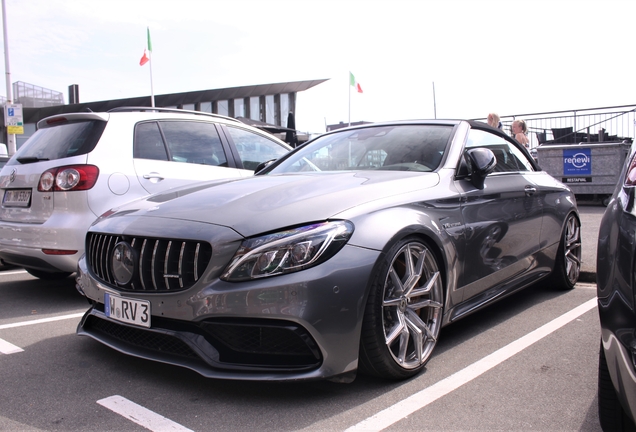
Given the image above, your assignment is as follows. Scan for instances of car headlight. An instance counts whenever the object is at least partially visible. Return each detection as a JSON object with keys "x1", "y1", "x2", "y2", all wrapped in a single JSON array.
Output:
[{"x1": 221, "y1": 221, "x2": 354, "y2": 281}]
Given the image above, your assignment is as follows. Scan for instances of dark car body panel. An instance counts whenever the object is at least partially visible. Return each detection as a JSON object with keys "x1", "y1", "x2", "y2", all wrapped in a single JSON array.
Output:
[{"x1": 597, "y1": 145, "x2": 636, "y2": 423}]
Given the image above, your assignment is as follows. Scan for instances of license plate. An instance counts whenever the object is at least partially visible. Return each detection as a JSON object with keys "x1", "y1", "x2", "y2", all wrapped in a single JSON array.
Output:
[
  {"x1": 104, "y1": 292, "x2": 151, "y2": 328},
  {"x1": 3, "y1": 189, "x2": 31, "y2": 207}
]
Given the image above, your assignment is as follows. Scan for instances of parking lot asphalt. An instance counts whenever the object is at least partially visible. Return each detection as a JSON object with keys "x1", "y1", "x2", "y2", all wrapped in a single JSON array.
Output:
[{"x1": 578, "y1": 202, "x2": 606, "y2": 283}]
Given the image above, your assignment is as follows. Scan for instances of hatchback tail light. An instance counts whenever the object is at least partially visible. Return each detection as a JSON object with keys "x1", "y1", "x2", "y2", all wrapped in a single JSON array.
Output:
[{"x1": 37, "y1": 165, "x2": 99, "y2": 192}]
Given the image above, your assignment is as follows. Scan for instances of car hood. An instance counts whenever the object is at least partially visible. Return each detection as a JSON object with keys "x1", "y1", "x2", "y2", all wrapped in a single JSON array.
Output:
[{"x1": 106, "y1": 171, "x2": 440, "y2": 237}]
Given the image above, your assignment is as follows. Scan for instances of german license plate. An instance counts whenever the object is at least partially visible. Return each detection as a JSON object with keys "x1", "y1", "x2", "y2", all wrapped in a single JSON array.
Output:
[
  {"x1": 104, "y1": 292, "x2": 151, "y2": 328},
  {"x1": 2, "y1": 189, "x2": 31, "y2": 207}
]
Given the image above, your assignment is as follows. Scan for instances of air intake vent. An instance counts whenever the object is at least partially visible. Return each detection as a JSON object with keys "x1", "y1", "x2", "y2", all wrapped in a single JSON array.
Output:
[{"x1": 86, "y1": 232, "x2": 212, "y2": 292}]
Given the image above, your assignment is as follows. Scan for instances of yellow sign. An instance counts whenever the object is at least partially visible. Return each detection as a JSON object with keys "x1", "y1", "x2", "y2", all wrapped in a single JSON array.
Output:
[{"x1": 8, "y1": 125, "x2": 23, "y2": 134}]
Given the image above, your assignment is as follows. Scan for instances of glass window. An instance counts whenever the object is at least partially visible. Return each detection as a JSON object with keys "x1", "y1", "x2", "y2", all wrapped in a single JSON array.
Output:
[
  {"x1": 159, "y1": 121, "x2": 227, "y2": 167},
  {"x1": 270, "y1": 125, "x2": 452, "y2": 173},
  {"x1": 250, "y1": 97, "x2": 259, "y2": 120},
  {"x1": 16, "y1": 123, "x2": 37, "y2": 150},
  {"x1": 12, "y1": 120, "x2": 107, "y2": 163},
  {"x1": 134, "y1": 122, "x2": 168, "y2": 160},
  {"x1": 200, "y1": 102, "x2": 212, "y2": 113},
  {"x1": 234, "y1": 99, "x2": 245, "y2": 118},
  {"x1": 265, "y1": 95, "x2": 275, "y2": 124},
  {"x1": 182, "y1": 104, "x2": 195, "y2": 111},
  {"x1": 281, "y1": 94, "x2": 290, "y2": 126},
  {"x1": 217, "y1": 100, "x2": 228, "y2": 116},
  {"x1": 225, "y1": 126, "x2": 290, "y2": 170},
  {"x1": 465, "y1": 129, "x2": 533, "y2": 172}
]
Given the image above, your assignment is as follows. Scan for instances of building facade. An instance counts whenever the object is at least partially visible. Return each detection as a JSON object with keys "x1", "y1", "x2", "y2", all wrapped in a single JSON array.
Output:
[{"x1": 3, "y1": 79, "x2": 328, "y2": 150}]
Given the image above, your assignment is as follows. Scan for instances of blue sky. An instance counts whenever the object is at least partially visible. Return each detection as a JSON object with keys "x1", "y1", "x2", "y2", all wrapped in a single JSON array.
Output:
[{"x1": 4, "y1": 0, "x2": 635, "y2": 133}]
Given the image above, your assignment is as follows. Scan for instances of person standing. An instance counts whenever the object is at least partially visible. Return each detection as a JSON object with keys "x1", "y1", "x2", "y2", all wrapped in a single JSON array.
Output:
[
  {"x1": 512, "y1": 119, "x2": 530, "y2": 147},
  {"x1": 487, "y1": 113, "x2": 502, "y2": 129}
]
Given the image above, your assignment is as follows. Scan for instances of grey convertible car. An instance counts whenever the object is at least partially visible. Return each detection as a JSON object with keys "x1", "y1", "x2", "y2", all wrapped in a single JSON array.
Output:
[{"x1": 75, "y1": 120, "x2": 581, "y2": 382}]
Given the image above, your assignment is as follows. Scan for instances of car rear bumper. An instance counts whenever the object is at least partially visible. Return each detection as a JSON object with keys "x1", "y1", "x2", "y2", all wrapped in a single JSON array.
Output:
[{"x1": 0, "y1": 213, "x2": 92, "y2": 273}]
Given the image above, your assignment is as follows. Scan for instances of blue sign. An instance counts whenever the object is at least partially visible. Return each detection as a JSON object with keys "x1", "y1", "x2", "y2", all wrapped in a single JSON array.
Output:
[
  {"x1": 563, "y1": 148, "x2": 591, "y2": 175},
  {"x1": 7, "y1": 108, "x2": 13, "y2": 116}
]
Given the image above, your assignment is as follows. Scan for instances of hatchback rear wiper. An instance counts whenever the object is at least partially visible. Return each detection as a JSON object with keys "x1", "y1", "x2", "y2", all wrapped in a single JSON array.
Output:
[{"x1": 17, "y1": 157, "x2": 49, "y2": 164}]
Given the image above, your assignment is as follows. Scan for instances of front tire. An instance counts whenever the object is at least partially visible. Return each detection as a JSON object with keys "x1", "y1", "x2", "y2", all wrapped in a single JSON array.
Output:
[
  {"x1": 549, "y1": 212, "x2": 581, "y2": 290},
  {"x1": 359, "y1": 237, "x2": 444, "y2": 380},
  {"x1": 25, "y1": 268, "x2": 73, "y2": 280}
]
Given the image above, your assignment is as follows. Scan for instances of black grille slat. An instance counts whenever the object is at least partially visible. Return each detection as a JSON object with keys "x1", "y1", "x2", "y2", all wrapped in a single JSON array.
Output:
[
  {"x1": 86, "y1": 315, "x2": 199, "y2": 359},
  {"x1": 85, "y1": 233, "x2": 212, "y2": 293}
]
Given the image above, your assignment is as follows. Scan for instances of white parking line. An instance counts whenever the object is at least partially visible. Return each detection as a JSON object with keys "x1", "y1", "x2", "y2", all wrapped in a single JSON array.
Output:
[
  {"x1": 97, "y1": 395, "x2": 193, "y2": 432},
  {"x1": 0, "y1": 338, "x2": 24, "y2": 354},
  {"x1": 0, "y1": 312, "x2": 85, "y2": 330},
  {"x1": 346, "y1": 297, "x2": 598, "y2": 432}
]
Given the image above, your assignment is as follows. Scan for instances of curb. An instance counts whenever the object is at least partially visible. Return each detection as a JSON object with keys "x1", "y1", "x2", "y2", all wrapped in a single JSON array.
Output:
[{"x1": 578, "y1": 271, "x2": 596, "y2": 284}]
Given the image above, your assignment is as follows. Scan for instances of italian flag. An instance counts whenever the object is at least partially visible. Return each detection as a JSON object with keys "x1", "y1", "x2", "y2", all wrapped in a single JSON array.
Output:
[
  {"x1": 139, "y1": 27, "x2": 152, "y2": 66},
  {"x1": 349, "y1": 72, "x2": 363, "y2": 93}
]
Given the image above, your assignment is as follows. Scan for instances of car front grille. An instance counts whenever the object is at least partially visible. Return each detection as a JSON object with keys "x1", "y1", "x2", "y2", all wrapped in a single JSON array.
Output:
[{"x1": 86, "y1": 232, "x2": 212, "y2": 292}]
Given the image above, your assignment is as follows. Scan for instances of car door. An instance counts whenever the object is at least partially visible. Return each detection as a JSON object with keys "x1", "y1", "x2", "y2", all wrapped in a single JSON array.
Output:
[
  {"x1": 133, "y1": 121, "x2": 249, "y2": 195},
  {"x1": 454, "y1": 128, "x2": 543, "y2": 300}
]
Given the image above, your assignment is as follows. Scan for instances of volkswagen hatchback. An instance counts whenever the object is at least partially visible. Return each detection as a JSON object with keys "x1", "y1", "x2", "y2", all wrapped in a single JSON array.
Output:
[{"x1": 0, "y1": 107, "x2": 291, "y2": 279}]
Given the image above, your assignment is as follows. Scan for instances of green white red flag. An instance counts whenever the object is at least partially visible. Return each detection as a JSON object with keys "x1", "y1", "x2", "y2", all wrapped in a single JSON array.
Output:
[
  {"x1": 139, "y1": 27, "x2": 152, "y2": 66},
  {"x1": 349, "y1": 72, "x2": 363, "y2": 93}
]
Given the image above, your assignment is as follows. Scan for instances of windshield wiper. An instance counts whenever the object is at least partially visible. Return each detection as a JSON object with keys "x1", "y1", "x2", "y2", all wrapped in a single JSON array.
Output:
[{"x1": 17, "y1": 157, "x2": 49, "y2": 164}]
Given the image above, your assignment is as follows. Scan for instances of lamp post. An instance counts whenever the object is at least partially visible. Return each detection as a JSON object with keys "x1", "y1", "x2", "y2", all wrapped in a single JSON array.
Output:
[{"x1": 1, "y1": 0, "x2": 15, "y2": 155}]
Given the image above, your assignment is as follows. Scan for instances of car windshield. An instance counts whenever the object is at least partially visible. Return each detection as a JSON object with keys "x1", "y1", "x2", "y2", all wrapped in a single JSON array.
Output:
[{"x1": 268, "y1": 124, "x2": 453, "y2": 173}]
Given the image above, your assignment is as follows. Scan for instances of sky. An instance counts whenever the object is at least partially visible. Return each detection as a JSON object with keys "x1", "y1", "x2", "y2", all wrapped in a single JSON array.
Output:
[{"x1": 3, "y1": 0, "x2": 635, "y2": 134}]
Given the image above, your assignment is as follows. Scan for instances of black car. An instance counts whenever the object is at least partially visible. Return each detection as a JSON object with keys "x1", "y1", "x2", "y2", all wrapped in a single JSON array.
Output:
[{"x1": 597, "y1": 142, "x2": 636, "y2": 430}]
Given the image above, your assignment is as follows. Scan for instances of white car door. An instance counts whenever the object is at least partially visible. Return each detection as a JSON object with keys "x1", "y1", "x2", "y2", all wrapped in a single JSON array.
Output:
[{"x1": 133, "y1": 120, "x2": 250, "y2": 195}]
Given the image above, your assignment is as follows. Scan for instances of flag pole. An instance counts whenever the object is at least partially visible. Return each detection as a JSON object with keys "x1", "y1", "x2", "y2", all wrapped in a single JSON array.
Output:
[
  {"x1": 149, "y1": 51, "x2": 155, "y2": 108},
  {"x1": 348, "y1": 74, "x2": 351, "y2": 127},
  {"x1": 147, "y1": 27, "x2": 155, "y2": 108},
  {"x1": 432, "y1": 81, "x2": 437, "y2": 119}
]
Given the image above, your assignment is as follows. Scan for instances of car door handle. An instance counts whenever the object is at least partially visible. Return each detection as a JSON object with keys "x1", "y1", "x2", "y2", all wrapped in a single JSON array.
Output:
[
  {"x1": 524, "y1": 185, "x2": 537, "y2": 196},
  {"x1": 143, "y1": 173, "x2": 164, "y2": 181}
]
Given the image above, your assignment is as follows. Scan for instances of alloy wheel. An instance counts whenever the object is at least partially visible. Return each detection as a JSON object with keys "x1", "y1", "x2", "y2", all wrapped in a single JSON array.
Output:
[{"x1": 382, "y1": 242, "x2": 443, "y2": 370}]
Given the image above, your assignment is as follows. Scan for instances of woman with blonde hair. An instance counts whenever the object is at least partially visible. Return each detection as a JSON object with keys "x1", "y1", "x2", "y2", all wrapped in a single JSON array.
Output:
[
  {"x1": 512, "y1": 119, "x2": 530, "y2": 148},
  {"x1": 487, "y1": 113, "x2": 501, "y2": 129}
]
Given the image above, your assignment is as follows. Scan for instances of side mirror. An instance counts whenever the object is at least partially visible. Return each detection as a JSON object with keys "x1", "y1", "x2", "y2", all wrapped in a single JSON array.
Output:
[
  {"x1": 254, "y1": 159, "x2": 276, "y2": 174},
  {"x1": 466, "y1": 148, "x2": 496, "y2": 189}
]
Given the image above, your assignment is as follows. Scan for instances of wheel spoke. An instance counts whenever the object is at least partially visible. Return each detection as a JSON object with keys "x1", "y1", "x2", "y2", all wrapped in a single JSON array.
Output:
[
  {"x1": 404, "y1": 314, "x2": 424, "y2": 363},
  {"x1": 406, "y1": 308, "x2": 438, "y2": 342},
  {"x1": 402, "y1": 246, "x2": 426, "y2": 297},
  {"x1": 408, "y1": 271, "x2": 440, "y2": 298},
  {"x1": 408, "y1": 299, "x2": 443, "y2": 311},
  {"x1": 397, "y1": 326, "x2": 410, "y2": 363},
  {"x1": 385, "y1": 311, "x2": 406, "y2": 346},
  {"x1": 388, "y1": 267, "x2": 405, "y2": 295}
]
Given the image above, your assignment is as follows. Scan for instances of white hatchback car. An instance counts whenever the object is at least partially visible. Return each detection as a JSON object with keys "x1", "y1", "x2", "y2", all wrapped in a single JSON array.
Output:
[{"x1": 0, "y1": 107, "x2": 292, "y2": 279}]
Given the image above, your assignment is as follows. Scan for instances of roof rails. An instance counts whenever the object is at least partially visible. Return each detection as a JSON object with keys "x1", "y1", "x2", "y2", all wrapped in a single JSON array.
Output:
[{"x1": 107, "y1": 106, "x2": 241, "y2": 124}]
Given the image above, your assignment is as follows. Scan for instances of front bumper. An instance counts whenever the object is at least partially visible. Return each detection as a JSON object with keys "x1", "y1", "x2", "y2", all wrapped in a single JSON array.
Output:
[
  {"x1": 601, "y1": 328, "x2": 636, "y2": 423},
  {"x1": 75, "y1": 244, "x2": 381, "y2": 382}
]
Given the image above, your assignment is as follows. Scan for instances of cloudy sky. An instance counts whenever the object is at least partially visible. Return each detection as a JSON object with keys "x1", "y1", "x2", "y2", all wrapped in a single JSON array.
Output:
[{"x1": 3, "y1": 0, "x2": 634, "y2": 133}]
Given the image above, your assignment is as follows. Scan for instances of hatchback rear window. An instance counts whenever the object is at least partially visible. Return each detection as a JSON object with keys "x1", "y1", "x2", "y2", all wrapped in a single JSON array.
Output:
[{"x1": 13, "y1": 120, "x2": 106, "y2": 163}]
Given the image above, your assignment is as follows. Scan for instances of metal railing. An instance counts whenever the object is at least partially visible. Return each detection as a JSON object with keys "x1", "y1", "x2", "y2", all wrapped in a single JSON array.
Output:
[{"x1": 476, "y1": 104, "x2": 636, "y2": 148}]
